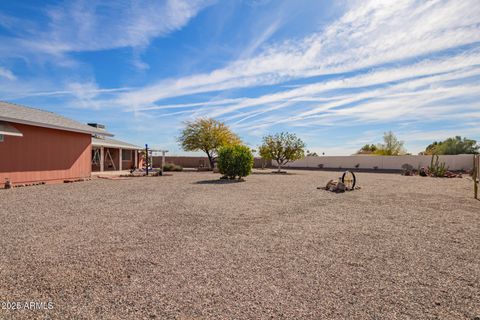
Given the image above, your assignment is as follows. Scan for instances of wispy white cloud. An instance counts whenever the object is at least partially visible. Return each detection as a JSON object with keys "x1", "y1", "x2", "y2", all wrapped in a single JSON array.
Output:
[
  {"x1": 112, "y1": 0, "x2": 480, "y2": 108},
  {"x1": 237, "y1": 19, "x2": 281, "y2": 60},
  {"x1": 0, "y1": 0, "x2": 213, "y2": 72},
  {"x1": 0, "y1": 67, "x2": 16, "y2": 80},
  {"x1": 140, "y1": 50, "x2": 480, "y2": 127},
  {"x1": 0, "y1": 80, "x2": 130, "y2": 101},
  {"x1": 32, "y1": 0, "x2": 212, "y2": 53}
]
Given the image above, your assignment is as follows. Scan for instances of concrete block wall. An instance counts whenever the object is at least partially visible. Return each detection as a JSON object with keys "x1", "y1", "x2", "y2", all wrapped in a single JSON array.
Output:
[
  {"x1": 152, "y1": 156, "x2": 271, "y2": 169},
  {"x1": 279, "y1": 155, "x2": 475, "y2": 171}
]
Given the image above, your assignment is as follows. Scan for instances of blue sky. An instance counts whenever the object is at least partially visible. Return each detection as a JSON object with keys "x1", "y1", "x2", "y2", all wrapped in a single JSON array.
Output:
[{"x1": 1, "y1": 0, "x2": 479, "y2": 155}]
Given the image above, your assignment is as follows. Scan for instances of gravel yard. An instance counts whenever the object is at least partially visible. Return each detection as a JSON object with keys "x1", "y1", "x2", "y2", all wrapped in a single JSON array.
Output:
[{"x1": 0, "y1": 170, "x2": 479, "y2": 319}]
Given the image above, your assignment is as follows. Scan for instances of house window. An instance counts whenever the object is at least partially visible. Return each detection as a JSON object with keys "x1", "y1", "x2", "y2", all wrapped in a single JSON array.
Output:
[
  {"x1": 0, "y1": 134, "x2": 3, "y2": 142},
  {"x1": 122, "y1": 149, "x2": 132, "y2": 161}
]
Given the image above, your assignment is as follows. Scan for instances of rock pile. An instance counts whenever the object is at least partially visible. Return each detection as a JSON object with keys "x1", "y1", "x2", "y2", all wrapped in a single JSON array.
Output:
[
  {"x1": 318, "y1": 178, "x2": 360, "y2": 193},
  {"x1": 401, "y1": 163, "x2": 463, "y2": 178},
  {"x1": 417, "y1": 167, "x2": 462, "y2": 178},
  {"x1": 324, "y1": 179, "x2": 347, "y2": 193}
]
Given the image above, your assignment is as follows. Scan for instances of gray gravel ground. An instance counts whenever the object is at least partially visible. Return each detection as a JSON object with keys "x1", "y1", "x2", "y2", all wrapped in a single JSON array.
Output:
[{"x1": 0, "y1": 170, "x2": 479, "y2": 319}]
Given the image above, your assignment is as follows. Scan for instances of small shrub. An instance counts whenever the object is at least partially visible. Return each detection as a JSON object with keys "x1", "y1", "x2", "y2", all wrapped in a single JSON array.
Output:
[
  {"x1": 163, "y1": 163, "x2": 183, "y2": 172},
  {"x1": 401, "y1": 163, "x2": 414, "y2": 176},
  {"x1": 217, "y1": 145, "x2": 254, "y2": 180},
  {"x1": 419, "y1": 167, "x2": 428, "y2": 176},
  {"x1": 163, "y1": 163, "x2": 174, "y2": 171}
]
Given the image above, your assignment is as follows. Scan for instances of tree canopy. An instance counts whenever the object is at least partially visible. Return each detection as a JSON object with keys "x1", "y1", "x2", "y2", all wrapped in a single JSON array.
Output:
[
  {"x1": 423, "y1": 136, "x2": 479, "y2": 155},
  {"x1": 178, "y1": 118, "x2": 241, "y2": 168},
  {"x1": 374, "y1": 131, "x2": 406, "y2": 155},
  {"x1": 356, "y1": 132, "x2": 406, "y2": 155},
  {"x1": 259, "y1": 132, "x2": 305, "y2": 171},
  {"x1": 356, "y1": 144, "x2": 378, "y2": 154}
]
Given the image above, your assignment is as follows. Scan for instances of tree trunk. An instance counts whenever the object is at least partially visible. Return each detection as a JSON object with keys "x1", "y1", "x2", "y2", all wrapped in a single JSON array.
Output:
[
  {"x1": 277, "y1": 162, "x2": 282, "y2": 172},
  {"x1": 206, "y1": 152, "x2": 214, "y2": 170}
]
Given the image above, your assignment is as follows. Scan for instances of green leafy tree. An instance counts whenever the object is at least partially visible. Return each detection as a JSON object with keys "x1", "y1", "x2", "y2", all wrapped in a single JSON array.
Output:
[
  {"x1": 356, "y1": 144, "x2": 378, "y2": 154},
  {"x1": 374, "y1": 131, "x2": 406, "y2": 155},
  {"x1": 424, "y1": 136, "x2": 479, "y2": 155},
  {"x1": 259, "y1": 132, "x2": 305, "y2": 172},
  {"x1": 306, "y1": 150, "x2": 319, "y2": 157},
  {"x1": 178, "y1": 118, "x2": 241, "y2": 168},
  {"x1": 217, "y1": 145, "x2": 254, "y2": 180}
]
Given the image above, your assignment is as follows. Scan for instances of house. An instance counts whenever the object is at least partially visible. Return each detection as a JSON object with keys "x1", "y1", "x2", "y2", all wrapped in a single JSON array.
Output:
[
  {"x1": 0, "y1": 101, "x2": 142, "y2": 187},
  {"x1": 91, "y1": 133, "x2": 143, "y2": 172}
]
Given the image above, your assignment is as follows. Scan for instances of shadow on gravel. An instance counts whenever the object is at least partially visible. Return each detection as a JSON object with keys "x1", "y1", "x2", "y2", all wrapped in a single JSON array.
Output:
[
  {"x1": 194, "y1": 179, "x2": 244, "y2": 184},
  {"x1": 252, "y1": 171, "x2": 298, "y2": 175}
]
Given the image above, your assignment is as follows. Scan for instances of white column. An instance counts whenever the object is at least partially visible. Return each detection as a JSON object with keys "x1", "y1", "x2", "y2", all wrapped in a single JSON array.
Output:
[
  {"x1": 134, "y1": 150, "x2": 138, "y2": 169},
  {"x1": 100, "y1": 146, "x2": 105, "y2": 172},
  {"x1": 119, "y1": 148, "x2": 123, "y2": 171}
]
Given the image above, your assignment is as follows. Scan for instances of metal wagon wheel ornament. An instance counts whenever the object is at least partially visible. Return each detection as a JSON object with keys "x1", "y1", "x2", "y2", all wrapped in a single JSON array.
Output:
[{"x1": 341, "y1": 170, "x2": 356, "y2": 190}]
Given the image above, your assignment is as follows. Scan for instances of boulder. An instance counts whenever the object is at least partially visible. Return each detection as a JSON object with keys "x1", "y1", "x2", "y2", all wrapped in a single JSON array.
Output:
[{"x1": 335, "y1": 182, "x2": 346, "y2": 193}]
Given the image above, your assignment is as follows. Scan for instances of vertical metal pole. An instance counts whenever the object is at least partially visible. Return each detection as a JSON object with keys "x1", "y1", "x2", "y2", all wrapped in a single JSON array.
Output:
[
  {"x1": 145, "y1": 144, "x2": 149, "y2": 176},
  {"x1": 474, "y1": 155, "x2": 478, "y2": 200}
]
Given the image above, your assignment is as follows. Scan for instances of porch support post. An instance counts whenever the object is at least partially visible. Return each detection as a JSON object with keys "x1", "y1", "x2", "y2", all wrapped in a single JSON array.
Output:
[
  {"x1": 119, "y1": 148, "x2": 123, "y2": 171},
  {"x1": 100, "y1": 146, "x2": 104, "y2": 172},
  {"x1": 135, "y1": 150, "x2": 138, "y2": 169},
  {"x1": 161, "y1": 151, "x2": 165, "y2": 175}
]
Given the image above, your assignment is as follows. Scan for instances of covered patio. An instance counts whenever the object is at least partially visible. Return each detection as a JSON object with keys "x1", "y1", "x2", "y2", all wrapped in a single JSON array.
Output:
[{"x1": 92, "y1": 137, "x2": 142, "y2": 172}]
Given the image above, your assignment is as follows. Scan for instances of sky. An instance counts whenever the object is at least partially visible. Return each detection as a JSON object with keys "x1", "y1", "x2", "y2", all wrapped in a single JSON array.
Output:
[{"x1": 0, "y1": 0, "x2": 479, "y2": 155}]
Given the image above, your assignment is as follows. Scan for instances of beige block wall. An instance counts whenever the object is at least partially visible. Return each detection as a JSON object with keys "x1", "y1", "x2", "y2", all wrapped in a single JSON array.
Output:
[
  {"x1": 152, "y1": 156, "x2": 271, "y2": 169},
  {"x1": 279, "y1": 155, "x2": 475, "y2": 171}
]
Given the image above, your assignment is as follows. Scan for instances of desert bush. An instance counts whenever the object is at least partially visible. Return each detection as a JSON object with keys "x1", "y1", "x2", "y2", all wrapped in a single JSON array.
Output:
[
  {"x1": 217, "y1": 145, "x2": 254, "y2": 180},
  {"x1": 419, "y1": 167, "x2": 428, "y2": 176},
  {"x1": 401, "y1": 163, "x2": 414, "y2": 175},
  {"x1": 163, "y1": 163, "x2": 183, "y2": 172},
  {"x1": 163, "y1": 163, "x2": 174, "y2": 171}
]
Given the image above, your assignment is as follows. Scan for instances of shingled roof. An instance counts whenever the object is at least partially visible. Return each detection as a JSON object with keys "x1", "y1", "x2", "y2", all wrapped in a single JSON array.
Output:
[{"x1": 0, "y1": 101, "x2": 113, "y2": 136}]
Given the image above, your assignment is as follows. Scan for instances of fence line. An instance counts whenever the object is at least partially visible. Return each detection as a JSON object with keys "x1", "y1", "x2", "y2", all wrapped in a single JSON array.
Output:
[
  {"x1": 151, "y1": 156, "x2": 271, "y2": 169},
  {"x1": 280, "y1": 154, "x2": 475, "y2": 171},
  {"x1": 477, "y1": 155, "x2": 480, "y2": 179},
  {"x1": 475, "y1": 155, "x2": 479, "y2": 200}
]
